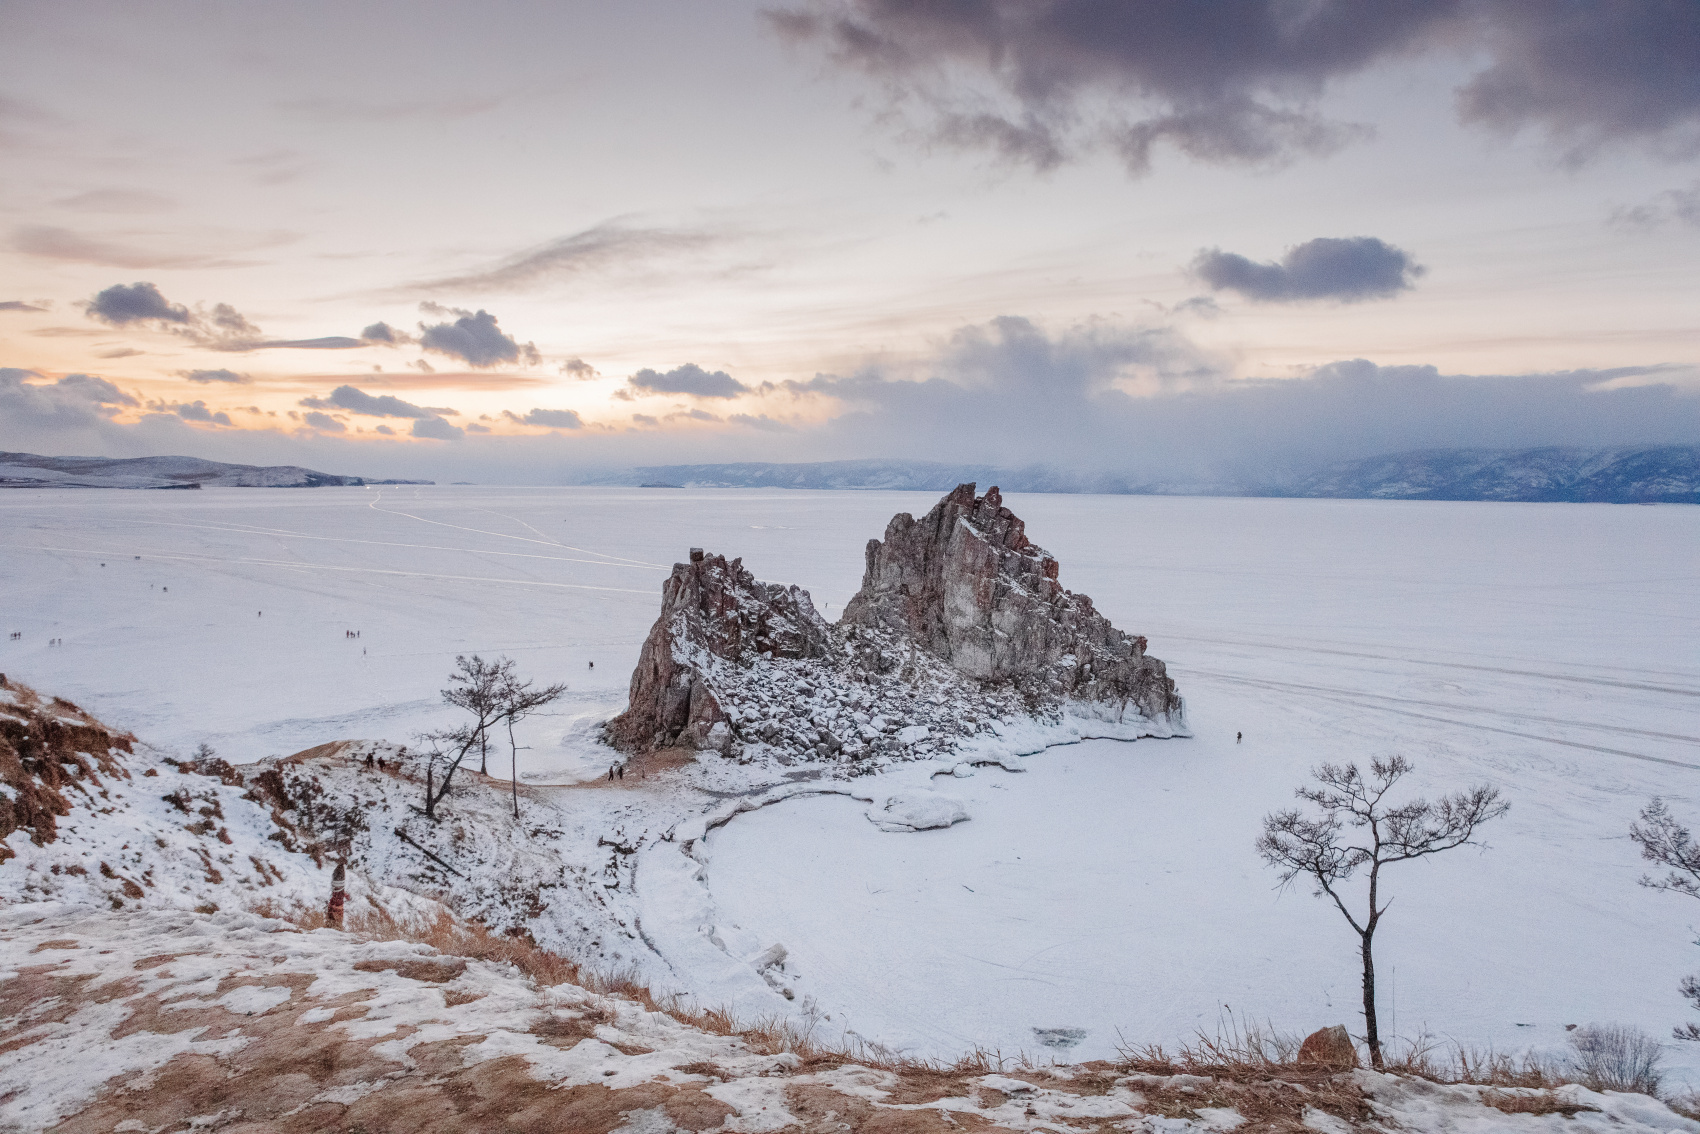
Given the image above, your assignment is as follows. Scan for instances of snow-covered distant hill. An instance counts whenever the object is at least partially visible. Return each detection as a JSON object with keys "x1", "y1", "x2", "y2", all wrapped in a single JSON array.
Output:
[
  {"x1": 0, "y1": 451, "x2": 431, "y2": 489},
  {"x1": 1270, "y1": 446, "x2": 1700, "y2": 503},
  {"x1": 591, "y1": 447, "x2": 1700, "y2": 503},
  {"x1": 584, "y1": 459, "x2": 1224, "y2": 495}
]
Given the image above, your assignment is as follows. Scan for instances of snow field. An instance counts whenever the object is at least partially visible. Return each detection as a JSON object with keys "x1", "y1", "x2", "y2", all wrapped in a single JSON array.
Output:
[{"x1": 3, "y1": 486, "x2": 1698, "y2": 1084}]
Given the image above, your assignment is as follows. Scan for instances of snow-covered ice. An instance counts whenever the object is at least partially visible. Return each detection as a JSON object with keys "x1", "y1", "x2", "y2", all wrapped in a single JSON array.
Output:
[
  {"x1": 867, "y1": 790, "x2": 970, "y2": 832},
  {"x1": 4, "y1": 485, "x2": 1699, "y2": 1083}
]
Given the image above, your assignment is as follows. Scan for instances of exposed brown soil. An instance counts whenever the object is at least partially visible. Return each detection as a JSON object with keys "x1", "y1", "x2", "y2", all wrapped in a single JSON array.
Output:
[{"x1": 0, "y1": 680, "x2": 135, "y2": 860}]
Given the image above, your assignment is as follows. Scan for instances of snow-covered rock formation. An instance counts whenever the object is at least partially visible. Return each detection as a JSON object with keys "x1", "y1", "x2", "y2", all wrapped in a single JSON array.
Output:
[{"x1": 606, "y1": 483, "x2": 1184, "y2": 765}]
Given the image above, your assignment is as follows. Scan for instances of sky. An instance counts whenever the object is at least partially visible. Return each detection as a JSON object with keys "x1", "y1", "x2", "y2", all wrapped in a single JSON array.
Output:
[{"x1": 3, "y1": 0, "x2": 1699, "y2": 484}]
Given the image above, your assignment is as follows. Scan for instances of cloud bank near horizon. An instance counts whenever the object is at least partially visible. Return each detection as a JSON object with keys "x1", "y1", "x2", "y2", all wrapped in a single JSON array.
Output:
[{"x1": 6, "y1": 314, "x2": 1698, "y2": 485}]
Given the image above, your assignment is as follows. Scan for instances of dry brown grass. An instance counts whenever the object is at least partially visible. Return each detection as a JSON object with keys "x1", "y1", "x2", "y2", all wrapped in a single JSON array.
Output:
[{"x1": 1481, "y1": 1089, "x2": 1600, "y2": 1117}]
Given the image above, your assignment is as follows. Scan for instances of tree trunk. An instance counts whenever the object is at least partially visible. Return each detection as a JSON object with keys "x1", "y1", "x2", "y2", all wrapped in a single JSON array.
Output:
[
  {"x1": 1361, "y1": 928, "x2": 1383, "y2": 1069},
  {"x1": 508, "y1": 720, "x2": 520, "y2": 820},
  {"x1": 425, "y1": 759, "x2": 436, "y2": 821},
  {"x1": 479, "y1": 727, "x2": 488, "y2": 775}
]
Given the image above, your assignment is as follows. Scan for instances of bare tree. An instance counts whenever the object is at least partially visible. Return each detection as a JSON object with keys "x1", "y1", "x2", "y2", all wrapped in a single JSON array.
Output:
[
  {"x1": 413, "y1": 722, "x2": 479, "y2": 821},
  {"x1": 1257, "y1": 756, "x2": 1508, "y2": 1069},
  {"x1": 442, "y1": 654, "x2": 513, "y2": 775},
  {"x1": 497, "y1": 671, "x2": 567, "y2": 819},
  {"x1": 1630, "y1": 798, "x2": 1700, "y2": 1040}
]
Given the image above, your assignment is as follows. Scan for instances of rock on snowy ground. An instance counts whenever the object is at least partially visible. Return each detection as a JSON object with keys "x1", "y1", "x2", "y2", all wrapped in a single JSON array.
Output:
[{"x1": 5, "y1": 904, "x2": 1698, "y2": 1134}]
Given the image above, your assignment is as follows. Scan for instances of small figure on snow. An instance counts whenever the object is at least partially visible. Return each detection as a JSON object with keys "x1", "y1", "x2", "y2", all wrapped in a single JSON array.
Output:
[
  {"x1": 617, "y1": 765, "x2": 624, "y2": 781},
  {"x1": 327, "y1": 861, "x2": 346, "y2": 928},
  {"x1": 608, "y1": 765, "x2": 615, "y2": 782},
  {"x1": 1237, "y1": 732, "x2": 1242, "y2": 743}
]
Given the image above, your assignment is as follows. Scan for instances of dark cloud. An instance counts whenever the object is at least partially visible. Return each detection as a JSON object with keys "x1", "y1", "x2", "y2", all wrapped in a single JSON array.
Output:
[
  {"x1": 299, "y1": 385, "x2": 440, "y2": 419},
  {"x1": 560, "y1": 357, "x2": 599, "y2": 380},
  {"x1": 408, "y1": 220, "x2": 719, "y2": 293},
  {"x1": 1, "y1": 300, "x2": 46, "y2": 313},
  {"x1": 83, "y1": 282, "x2": 369, "y2": 351},
  {"x1": 631, "y1": 414, "x2": 660, "y2": 427},
  {"x1": 152, "y1": 399, "x2": 233, "y2": 426},
  {"x1": 301, "y1": 410, "x2": 345, "y2": 432},
  {"x1": 771, "y1": 1, "x2": 1700, "y2": 173},
  {"x1": 769, "y1": 1, "x2": 1449, "y2": 173},
  {"x1": 1459, "y1": 1, "x2": 1700, "y2": 163},
  {"x1": 95, "y1": 347, "x2": 144, "y2": 359},
  {"x1": 1614, "y1": 182, "x2": 1700, "y2": 229},
  {"x1": 86, "y1": 281, "x2": 191, "y2": 326},
  {"x1": 1193, "y1": 236, "x2": 1422, "y2": 303},
  {"x1": 181, "y1": 368, "x2": 250, "y2": 384},
  {"x1": 411, "y1": 416, "x2": 464, "y2": 440},
  {"x1": 361, "y1": 321, "x2": 410, "y2": 344},
  {"x1": 506, "y1": 408, "x2": 584, "y2": 429},
  {"x1": 418, "y1": 306, "x2": 541, "y2": 367},
  {"x1": 465, "y1": 422, "x2": 491, "y2": 433},
  {"x1": 374, "y1": 424, "x2": 395, "y2": 435},
  {"x1": 629, "y1": 363, "x2": 748, "y2": 399}
]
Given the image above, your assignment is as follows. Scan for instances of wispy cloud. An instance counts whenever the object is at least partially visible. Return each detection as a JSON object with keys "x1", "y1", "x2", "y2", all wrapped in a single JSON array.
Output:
[
  {"x1": 54, "y1": 189, "x2": 177, "y2": 215},
  {"x1": 278, "y1": 94, "x2": 505, "y2": 123},
  {"x1": 299, "y1": 385, "x2": 444, "y2": 420},
  {"x1": 13, "y1": 225, "x2": 291, "y2": 270},
  {"x1": 405, "y1": 219, "x2": 723, "y2": 294}
]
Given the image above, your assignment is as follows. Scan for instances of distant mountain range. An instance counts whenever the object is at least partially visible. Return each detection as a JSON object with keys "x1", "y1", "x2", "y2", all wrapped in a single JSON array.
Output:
[
  {"x1": 1269, "y1": 446, "x2": 1700, "y2": 503},
  {"x1": 0, "y1": 452, "x2": 431, "y2": 490},
  {"x1": 593, "y1": 446, "x2": 1700, "y2": 504}
]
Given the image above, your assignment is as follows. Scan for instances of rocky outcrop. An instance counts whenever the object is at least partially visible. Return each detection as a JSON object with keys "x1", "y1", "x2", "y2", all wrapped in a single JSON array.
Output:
[
  {"x1": 842, "y1": 483, "x2": 1180, "y2": 722},
  {"x1": 0, "y1": 679, "x2": 134, "y2": 861},
  {"x1": 608, "y1": 486, "x2": 1184, "y2": 762},
  {"x1": 604, "y1": 548, "x2": 831, "y2": 753}
]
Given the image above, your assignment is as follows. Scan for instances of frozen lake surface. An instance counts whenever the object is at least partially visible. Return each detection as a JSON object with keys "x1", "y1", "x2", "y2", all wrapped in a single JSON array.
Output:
[{"x1": 4, "y1": 486, "x2": 1699, "y2": 1072}]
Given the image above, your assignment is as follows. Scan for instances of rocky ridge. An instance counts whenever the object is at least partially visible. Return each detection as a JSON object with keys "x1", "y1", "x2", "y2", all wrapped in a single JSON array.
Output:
[{"x1": 607, "y1": 484, "x2": 1184, "y2": 766}]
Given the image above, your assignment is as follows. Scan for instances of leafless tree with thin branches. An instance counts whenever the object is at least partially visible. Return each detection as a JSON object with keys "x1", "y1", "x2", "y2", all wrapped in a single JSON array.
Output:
[
  {"x1": 1630, "y1": 798, "x2": 1700, "y2": 1040},
  {"x1": 1257, "y1": 756, "x2": 1508, "y2": 1069},
  {"x1": 498, "y1": 670, "x2": 567, "y2": 819},
  {"x1": 442, "y1": 654, "x2": 513, "y2": 775},
  {"x1": 413, "y1": 722, "x2": 478, "y2": 821}
]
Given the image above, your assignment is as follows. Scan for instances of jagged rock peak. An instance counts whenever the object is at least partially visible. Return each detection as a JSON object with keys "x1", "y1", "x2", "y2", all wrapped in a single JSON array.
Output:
[
  {"x1": 604, "y1": 548, "x2": 830, "y2": 754},
  {"x1": 608, "y1": 486, "x2": 1185, "y2": 762},
  {"x1": 843, "y1": 483, "x2": 1181, "y2": 722}
]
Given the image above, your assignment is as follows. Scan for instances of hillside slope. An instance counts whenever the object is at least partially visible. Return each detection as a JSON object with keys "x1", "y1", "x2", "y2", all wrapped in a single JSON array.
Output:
[{"x1": 0, "y1": 451, "x2": 430, "y2": 489}]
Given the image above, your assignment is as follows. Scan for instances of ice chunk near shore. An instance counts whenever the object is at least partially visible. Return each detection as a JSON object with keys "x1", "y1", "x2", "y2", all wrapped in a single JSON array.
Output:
[{"x1": 866, "y1": 791, "x2": 969, "y2": 832}]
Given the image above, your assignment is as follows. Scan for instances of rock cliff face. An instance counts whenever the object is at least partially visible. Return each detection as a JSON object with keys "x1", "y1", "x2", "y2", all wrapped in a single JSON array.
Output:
[
  {"x1": 604, "y1": 549, "x2": 831, "y2": 753},
  {"x1": 606, "y1": 485, "x2": 1184, "y2": 763},
  {"x1": 842, "y1": 483, "x2": 1179, "y2": 723}
]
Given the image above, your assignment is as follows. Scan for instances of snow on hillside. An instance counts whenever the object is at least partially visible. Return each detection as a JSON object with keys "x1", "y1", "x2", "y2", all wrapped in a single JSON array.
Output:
[
  {"x1": 7, "y1": 904, "x2": 1698, "y2": 1134},
  {"x1": 3, "y1": 485, "x2": 1699, "y2": 1084},
  {"x1": 0, "y1": 450, "x2": 428, "y2": 489}
]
